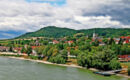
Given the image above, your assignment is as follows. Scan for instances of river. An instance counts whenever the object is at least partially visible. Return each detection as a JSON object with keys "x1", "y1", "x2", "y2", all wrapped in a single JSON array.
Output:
[{"x1": 0, "y1": 57, "x2": 129, "y2": 80}]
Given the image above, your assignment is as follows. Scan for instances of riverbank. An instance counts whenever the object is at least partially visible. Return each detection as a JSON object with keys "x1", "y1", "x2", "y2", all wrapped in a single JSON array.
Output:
[
  {"x1": 0, "y1": 52, "x2": 130, "y2": 78},
  {"x1": 8, "y1": 56, "x2": 83, "y2": 69},
  {"x1": 0, "y1": 52, "x2": 83, "y2": 69}
]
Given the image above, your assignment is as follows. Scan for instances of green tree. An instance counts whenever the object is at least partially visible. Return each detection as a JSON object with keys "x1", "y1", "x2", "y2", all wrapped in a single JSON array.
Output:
[
  {"x1": 61, "y1": 50, "x2": 68, "y2": 60},
  {"x1": 9, "y1": 46, "x2": 13, "y2": 52},
  {"x1": 26, "y1": 46, "x2": 32, "y2": 56},
  {"x1": 77, "y1": 52, "x2": 88, "y2": 67},
  {"x1": 21, "y1": 46, "x2": 26, "y2": 53},
  {"x1": 109, "y1": 59, "x2": 121, "y2": 70},
  {"x1": 109, "y1": 38, "x2": 115, "y2": 45},
  {"x1": 49, "y1": 55, "x2": 66, "y2": 64}
]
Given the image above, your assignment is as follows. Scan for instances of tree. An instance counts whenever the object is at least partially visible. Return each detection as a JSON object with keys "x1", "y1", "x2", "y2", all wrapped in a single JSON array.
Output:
[
  {"x1": 109, "y1": 59, "x2": 121, "y2": 70},
  {"x1": 77, "y1": 52, "x2": 88, "y2": 67},
  {"x1": 35, "y1": 46, "x2": 44, "y2": 56},
  {"x1": 103, "y1": 38, "x2": 108, "y2": 44},
  {"x1": 49, "y1": 55, "x2": 66, "y2": 64},
  {"x1": 109, "y1": 38, "x2": 115, "y2": 45},
  {"x1": 70, "y1": 49, "x2": 81, "y2": 56},
  {"x1": 47, "y1": 48, "x2": 53, "y2": 57},
  {"x1": 93, "y1": 49, "x2": 121, "y2": 70},
  {"x1": 118, "y1": 38, "x2": 123, "y2": 45},
  {"x1": 61, "y1": 50, "x2": 68, "y2": 60},
  {"x1": 57, "y1": 43, "x2": 64, "y2": 50},
  {"x1": 21, "y1": 46, "x2": 26, "y2": 53},
  {"x1": 9, "y1": 46, "x2": 13, "y2": 52},
  {"x1": 74, "y1": 33, "x2": 85, "y2": 38},
  {"x1": 92, "y1": 40, "x2": 99, "y2": 46},
  {"x1": 26, "y1": 46, "x2": 32, "y2": 56},
  {"x1": 42, "y1": 45, "x2": 51, "y2": 56}
]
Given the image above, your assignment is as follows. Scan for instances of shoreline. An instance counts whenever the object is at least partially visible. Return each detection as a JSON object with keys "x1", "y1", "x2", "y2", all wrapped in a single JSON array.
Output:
[
  {"x1": 0, "y1": 52, "x2": 130, "y2": 78},
  {"x1": 7, "y1": 56, "x2": 83, "y2": 69},
  {"x1": 5, "y1": 56, "x2": 130, "y2": 78}
]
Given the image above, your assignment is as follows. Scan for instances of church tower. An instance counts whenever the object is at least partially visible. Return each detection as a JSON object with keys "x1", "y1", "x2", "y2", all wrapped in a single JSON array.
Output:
[{"x1": 92, "y1": 30, "x2": 98, "y2": 40}]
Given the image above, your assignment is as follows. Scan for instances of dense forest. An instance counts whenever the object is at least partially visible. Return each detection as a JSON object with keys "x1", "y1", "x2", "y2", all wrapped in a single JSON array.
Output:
[{"x1": 17, "y1": 26, "x2": 130, "y2": 38}]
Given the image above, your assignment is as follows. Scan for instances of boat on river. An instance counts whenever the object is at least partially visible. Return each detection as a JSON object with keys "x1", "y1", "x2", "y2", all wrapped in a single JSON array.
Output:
[
  {"x1": 94, "y1": 69, "x2": 122, "y2": 76},
  {"x1": 94, "y1": 72, "x2": 112, "y2": 76}
]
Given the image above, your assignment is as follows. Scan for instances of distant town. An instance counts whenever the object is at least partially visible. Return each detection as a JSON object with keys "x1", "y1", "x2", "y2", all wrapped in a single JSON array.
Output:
[{"x1": 0, "y1": 29, "x2": 130, "y2": 77}]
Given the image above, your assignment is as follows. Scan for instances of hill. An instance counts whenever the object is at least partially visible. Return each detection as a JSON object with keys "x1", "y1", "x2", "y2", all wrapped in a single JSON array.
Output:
[
  {"x1": 17, "y1": 26, "x2": 130, "y2": 38},
  {"x1": 17, "y1": 26, "x2": 77, "y2": 38}
]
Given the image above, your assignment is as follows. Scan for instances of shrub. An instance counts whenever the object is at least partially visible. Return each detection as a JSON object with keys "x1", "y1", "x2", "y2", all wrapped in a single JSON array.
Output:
[
  {"x1": 49, "y1": 55, "x2": 66, "y2": 64},
  {"x1": 29, "y1": 55, "x2": 38, "y2": 60}
]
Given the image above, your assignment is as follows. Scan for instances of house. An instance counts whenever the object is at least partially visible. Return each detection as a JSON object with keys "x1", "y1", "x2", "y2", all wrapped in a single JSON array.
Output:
[
  {"x1": 31, "y1": 46, "x2": 40, "y2": 56},
  {"x1": 99, "y1": 42, "x2": 105, "y2": 46},
  {"x1": 53, "y1": 40, "x2": 59, "y2": 44},
  {"x1": 118, "y1": 55, "x2": 130, "y2": 62},
  {"x1": 114, "y1": 38, "x2": 120, "y2": 44},
  {"x1": 13, "y1": 47, "x2": 22, "y2": 53},
  {"x1": 123, "y1": 40, "x2": 129, "y2": 44},
  {"x1": 92, "y1": 32, "x2": 103, "y2": 42},
  {"x1": 65, "y1": 40, "x2": 74, "y2": 45},
  {"x1": 92, "y1": 34, "x2": 105, "y2": 46},
  {"x1": 121, "y1": 36, "x2": 130, "y2": 44},
  {"x1": 0, "y1": 46, "x2": 9, "y2": 52}
]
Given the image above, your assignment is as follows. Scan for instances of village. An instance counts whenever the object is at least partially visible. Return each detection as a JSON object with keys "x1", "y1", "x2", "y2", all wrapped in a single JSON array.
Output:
[
  {"x1": 0, "y1": 33, "x2": 130, "y2": 77},
  {"x1": 0, "y1": 33, "x2": 130, "y2": 57}
]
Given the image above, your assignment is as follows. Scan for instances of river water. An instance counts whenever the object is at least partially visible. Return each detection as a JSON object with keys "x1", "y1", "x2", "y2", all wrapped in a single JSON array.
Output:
[{"x1": 0, "y1": 57, "x2": 129, "y2": 80}]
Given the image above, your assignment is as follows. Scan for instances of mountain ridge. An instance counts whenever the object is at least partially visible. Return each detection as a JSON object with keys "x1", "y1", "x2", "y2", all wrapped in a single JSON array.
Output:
[{"x1": 17, "y1": 26, "x2": 130, "y2": 38}]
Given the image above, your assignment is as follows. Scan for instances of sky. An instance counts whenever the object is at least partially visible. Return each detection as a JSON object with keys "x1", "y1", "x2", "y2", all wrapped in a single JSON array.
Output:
[{"x1": 0, "y1": 0, "x2": 130, "y2": 39}]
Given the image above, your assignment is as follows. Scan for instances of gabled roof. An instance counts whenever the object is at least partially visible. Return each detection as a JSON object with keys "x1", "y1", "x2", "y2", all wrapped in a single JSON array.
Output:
[{"x1": 31, "y1": 46, "x2": 40, "y2": 49}]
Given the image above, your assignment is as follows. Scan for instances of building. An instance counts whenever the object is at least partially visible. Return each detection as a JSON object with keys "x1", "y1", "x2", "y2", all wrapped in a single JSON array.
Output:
[
  {"x1": 99, "y1": 42, "x2": 105, "y2": 46},
  {"x1": 0, "y1": 46, "x2": 9, "y2": 52},
  {"x1": 92, "y1": 32, "x2": 98, "y2": 41},
  {"x1": 65, "y1": 41, "x2": 74, "y2": 45},
  {"x1": 13, "y1": 47, "x2": 22, "y2": 53},
  {"x1": 118, "y1": 55, "x2": 130, "y2": 62},
  {"x1": 121, "y1": 36, "x2": 130, "y2": 44},
  {"x1": 31, "y1": 46, "x2": 40, "y2": 56},
  {"x1": 53, "y1": 40, "x2": 59, "y2": 44},
  {"x1": 92, "y1": 32, "x2": 105, "y2": 46},
  {"x1": 114, "y1": 38, "x2": 120, "y2": 44}
]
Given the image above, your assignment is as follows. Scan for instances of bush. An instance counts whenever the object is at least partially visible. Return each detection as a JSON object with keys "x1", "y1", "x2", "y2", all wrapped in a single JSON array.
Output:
[
  {"x1": 29, "y1": 55, "x2": 38, "y2": 60},
  {"x1": 49, "y1": 55, "x2": 66, "y2": 64},
  {"x1": 109, "y1": 59, "x2": 121, "y2": 70},
  {"x1": 77, "y1": 49, "x2": 121, "y2": 70},
  {"x1": 0, "y1": 54, "x2": 22, "y2": 57}
]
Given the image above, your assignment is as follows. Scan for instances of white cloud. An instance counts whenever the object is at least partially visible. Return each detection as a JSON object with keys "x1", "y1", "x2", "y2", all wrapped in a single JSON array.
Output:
[{"x1": 0, "y1": 0, "x2": 129, "y2": 33}]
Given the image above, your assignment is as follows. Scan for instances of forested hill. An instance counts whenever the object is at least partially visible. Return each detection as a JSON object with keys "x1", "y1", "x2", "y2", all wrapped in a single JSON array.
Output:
[{"x1": 17, "y1": 26, "x2": 130, "y2": 38}]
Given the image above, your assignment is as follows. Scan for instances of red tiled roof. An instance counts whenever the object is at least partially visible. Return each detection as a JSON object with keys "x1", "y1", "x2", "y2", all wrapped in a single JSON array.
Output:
[
  {"x1": 68, "y1": 41, "x2": 74, "y2": 43},
  {"x1": 14, "y1": 48, "x2": 21, "y2": 50},
  {"x1": 121, "y1": 36, "x2": 130, "y2": 39},
  {"x1": 31, "y1": 46, "x2": 40, "y2": 49},
  {"x1": 125, "y1": 40, "x2": 129, "y2": 43},
  {"x1": 121, "y1": 36, "x2": 125, "y2": 39},
  {"x1": 126, "y1": 36, "x2": 130, "y2": 39},
  {"x1": 118, "y1": 55, "x2": 130, "y2": 58},
  {"x1": 53, "y1": 40, "x2": 59, "y2": 44}
]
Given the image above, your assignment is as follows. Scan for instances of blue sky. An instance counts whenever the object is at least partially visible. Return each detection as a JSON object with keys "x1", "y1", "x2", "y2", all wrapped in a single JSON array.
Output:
[
  {"x1": 26, "y1": 0, "x2": 66, "y2": 6},
  {"x1": 0, "y1": 0, "x2": 130, "y2": 39}
]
